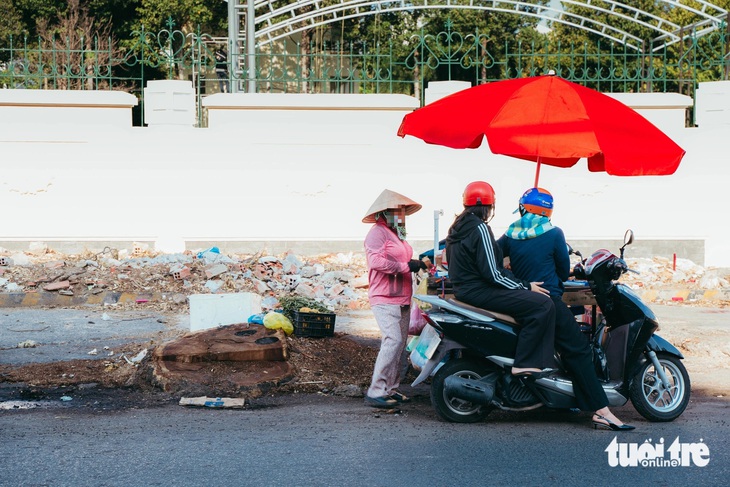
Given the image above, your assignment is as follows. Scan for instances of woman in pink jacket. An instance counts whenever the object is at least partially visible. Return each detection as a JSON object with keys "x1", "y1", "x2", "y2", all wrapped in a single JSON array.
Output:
[{"x1": 363, "y1": 189, "x2": 427, "y2": 408}]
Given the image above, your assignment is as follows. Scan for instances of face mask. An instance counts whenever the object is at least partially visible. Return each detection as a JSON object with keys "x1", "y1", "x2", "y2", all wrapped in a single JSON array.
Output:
[
  {"x1": 395, "y1": 222, "x2": 407, "y2": 240},
  {"x1": 383, "y1": 211, "x2": 407, "y2": 240}
]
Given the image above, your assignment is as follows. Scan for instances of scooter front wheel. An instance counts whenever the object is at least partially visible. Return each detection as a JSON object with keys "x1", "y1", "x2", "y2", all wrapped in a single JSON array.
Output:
[
  {"x1": 431, "y1": 358, "x2": 494, "y2": 423},
  {"x1": 629, "y1": 353, "x2": 690, "y2": 422}
]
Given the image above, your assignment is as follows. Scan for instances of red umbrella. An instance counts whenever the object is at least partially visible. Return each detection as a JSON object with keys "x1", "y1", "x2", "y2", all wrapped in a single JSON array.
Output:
[{"x1": 397, "y1": 75, "x2": 685, "y2": 185}]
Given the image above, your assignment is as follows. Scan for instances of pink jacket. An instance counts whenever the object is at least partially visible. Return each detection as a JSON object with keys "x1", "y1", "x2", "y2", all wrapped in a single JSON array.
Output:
[{"x1": 364, "y1": 219, "x2": 413, "y2": 306}]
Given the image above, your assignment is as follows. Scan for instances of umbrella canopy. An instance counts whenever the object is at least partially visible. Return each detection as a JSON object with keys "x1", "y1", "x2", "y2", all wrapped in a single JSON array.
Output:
[{"x1": 397, "y1": 75, "x2": 685, "y2": 183}]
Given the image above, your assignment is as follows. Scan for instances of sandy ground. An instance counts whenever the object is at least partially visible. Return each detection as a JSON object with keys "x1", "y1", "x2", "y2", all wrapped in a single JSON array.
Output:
[{"x1": 1, "y1": 302, "x2": 727, "y2": 408}]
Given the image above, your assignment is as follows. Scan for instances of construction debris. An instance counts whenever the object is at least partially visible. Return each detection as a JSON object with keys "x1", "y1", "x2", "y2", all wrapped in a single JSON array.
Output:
[
  {"x1": 179, "y1": 396, "x2": 246, "y2": 408},
  {"x1": 0, "y1": 244, "x2": 729, "y2": 310},
  {"x1": 0, "y1": 244, "x2": 373, "y2": 312}
]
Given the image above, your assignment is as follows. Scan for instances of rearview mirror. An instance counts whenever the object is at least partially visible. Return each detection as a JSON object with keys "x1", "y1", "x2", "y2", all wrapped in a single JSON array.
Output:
[
  {"x1": 620, "y1": 230, "x2": 634, "y2": 259},
  {"x1": 567, "y1": 243, "x2": 582, "y2": 260},
  {"x1": 624, "y1": 230, "x2": 634, "y2": 247}
]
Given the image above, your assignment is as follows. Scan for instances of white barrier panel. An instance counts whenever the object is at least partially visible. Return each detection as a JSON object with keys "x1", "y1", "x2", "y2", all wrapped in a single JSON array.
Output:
[
  {"x1": 695, "y1": 80, "x2": 730, "y2": 128},
  {"x1": 0, "y1": 89, "x2": 137, "y2": 128},
  {"x1": 144, "y1": 80, "x2": 196, "y2": 127},
  {"x1": 189, "y1": 293, "x2": 262, "y2": 331},
  {"x1": 0, "y1": 84, "x2": 729, "y2": 266}
]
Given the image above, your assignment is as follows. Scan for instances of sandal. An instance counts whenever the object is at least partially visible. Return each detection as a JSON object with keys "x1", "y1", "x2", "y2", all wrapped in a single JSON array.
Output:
[{"x1": 389, "y1": 391, "x2": 411, "y2": 403}]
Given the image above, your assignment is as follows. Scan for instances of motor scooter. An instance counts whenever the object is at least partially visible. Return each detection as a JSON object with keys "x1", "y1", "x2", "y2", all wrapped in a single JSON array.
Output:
[{"x1": 412, "y1": 230, "x2": 691, "y2": 423}]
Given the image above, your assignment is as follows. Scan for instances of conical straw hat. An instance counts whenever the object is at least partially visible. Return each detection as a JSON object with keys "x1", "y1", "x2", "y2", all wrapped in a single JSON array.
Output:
[{"x1": 362, "y1": 189, "x2": 422, "y2": 223}]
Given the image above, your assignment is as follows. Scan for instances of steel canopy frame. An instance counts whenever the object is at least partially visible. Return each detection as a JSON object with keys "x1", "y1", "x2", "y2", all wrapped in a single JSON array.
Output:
[{"x1": 243, "y1": 0, "x2": 728, "y2": 52}]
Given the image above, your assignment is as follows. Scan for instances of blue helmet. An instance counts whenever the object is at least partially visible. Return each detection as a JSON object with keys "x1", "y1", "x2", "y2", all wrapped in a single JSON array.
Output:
[{"x1": 519, "y1": 188, "x2": 553, "y2": 218}]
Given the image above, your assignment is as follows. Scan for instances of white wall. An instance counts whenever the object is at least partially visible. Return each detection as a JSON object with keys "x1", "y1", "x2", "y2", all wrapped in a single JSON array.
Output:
[
  {"x1": 0, "y1": 89, "x2": 137, "y2": 128},
  {"x1": 0, "y1": 86, "x2": 726, "y2": 266}
]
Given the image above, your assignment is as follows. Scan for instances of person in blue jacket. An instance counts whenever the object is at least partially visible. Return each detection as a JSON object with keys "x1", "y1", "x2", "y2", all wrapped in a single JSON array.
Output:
[{"x1": 498, "y1": 187, "x2": 634, "y2": 431}]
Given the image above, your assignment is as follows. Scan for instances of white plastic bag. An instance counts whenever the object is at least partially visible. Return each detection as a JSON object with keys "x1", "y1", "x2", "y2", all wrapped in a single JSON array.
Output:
[{"x1": 409, "y1": 323, "x2": 441, "y2": 370}]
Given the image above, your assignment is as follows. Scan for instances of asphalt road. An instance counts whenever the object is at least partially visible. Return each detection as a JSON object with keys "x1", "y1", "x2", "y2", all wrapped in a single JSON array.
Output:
[
  {"x1": 1, "y1": 303, "x2": 729, "y2": 486},
  {"x1": 1, "y1": 393, "x2": 728, "y2": 487}
]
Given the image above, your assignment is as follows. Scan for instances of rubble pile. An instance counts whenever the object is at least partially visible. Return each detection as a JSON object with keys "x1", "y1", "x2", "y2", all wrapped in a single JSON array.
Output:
[
  {"x1": 0, "y1": 242, "x2": 371, "y2": 312},
  {"x1": 623, "y1": 257, "x2": 730, "y2": 291},
  {"x1": 1, "y1": 243, "x2": 729, "y2": 310}
]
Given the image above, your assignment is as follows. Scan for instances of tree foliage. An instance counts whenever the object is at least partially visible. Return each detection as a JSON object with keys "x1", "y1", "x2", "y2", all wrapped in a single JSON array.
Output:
[
  {"x1": 1, "y1": 0, "x2": 729, "y2": 92},
  {"x1": 135, "y1": 0, "x2": 226, "y2": 34},
  {"x1": 0, "y1": 0, "x2": 23, "y2": 45},
  {"x1": 34, "y1": 0, "x2": 120, "y2": 89}
]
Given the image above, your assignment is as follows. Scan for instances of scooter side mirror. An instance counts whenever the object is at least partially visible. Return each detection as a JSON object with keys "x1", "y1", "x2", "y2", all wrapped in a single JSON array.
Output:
[
  {"x1": 567, "y1": 243, "x2": 582, "y2": 260},
  {"x1": 624, "y1": 230, "x2": 634, "y2": 247},
  {"x1": 620, "y1": 229, "x2": 634, "y2": 259}
]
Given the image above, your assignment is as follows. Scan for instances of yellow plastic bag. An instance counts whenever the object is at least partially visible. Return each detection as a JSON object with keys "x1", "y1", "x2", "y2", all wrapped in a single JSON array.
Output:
[
  {"x1": 414, "y1": 275, "x2": 429, "y2": 298},
  {"x1": 263, "y1": 311, "x2": 294, "y2": 336}
]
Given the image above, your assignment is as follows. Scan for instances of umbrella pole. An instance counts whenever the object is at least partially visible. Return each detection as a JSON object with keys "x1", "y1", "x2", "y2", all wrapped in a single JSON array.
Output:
[
  {"x1": 534, "y1": 160, "x2": 541, "y2": 187},
  {"x1": 433, "y1": 209, "x2": 443, "y2": 266}
]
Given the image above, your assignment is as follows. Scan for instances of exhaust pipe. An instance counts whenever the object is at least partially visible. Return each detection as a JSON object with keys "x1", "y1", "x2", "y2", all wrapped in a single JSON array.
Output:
[{"x1": 444, "y1": 375, "x2": 496, "y2": 406}]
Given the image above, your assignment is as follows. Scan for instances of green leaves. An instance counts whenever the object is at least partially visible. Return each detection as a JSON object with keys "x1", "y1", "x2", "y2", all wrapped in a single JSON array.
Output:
[{"x1": 278, "y1": 295, "x2": 331, "y2": 322}]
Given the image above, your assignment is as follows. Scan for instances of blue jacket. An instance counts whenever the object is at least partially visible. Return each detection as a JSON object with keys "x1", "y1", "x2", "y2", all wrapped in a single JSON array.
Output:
[{"x1": 497, "y1": 226, "x2": 570, "y2": 298}]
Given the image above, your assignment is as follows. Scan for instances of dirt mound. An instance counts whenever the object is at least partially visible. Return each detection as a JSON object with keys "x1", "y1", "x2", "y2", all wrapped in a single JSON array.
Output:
[{"x1": 0, "y1": 333, "x2": 379, "y2": 400}]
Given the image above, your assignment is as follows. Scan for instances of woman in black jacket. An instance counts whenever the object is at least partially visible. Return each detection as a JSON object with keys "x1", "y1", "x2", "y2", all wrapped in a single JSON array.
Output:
[{"x1": 445, "y1": 181, "x2": 555, "y2": 376}]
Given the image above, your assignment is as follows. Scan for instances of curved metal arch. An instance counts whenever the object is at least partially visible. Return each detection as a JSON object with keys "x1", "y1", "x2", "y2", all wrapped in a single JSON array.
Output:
[
  {"x1": 255, "y1": 1, "x2": 648, "y2": 49},
  {"x1": 243, "y1": 0, "x2": 728, "y2": 51}
]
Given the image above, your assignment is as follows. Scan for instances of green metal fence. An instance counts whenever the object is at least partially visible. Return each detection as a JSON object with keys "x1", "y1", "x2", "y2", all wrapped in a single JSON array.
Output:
[{"x1": 2, "y1": 21, "x2": 728, "y2": 126}]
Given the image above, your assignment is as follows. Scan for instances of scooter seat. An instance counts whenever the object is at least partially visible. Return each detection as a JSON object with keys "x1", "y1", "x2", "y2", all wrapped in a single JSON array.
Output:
[{"x1": 447, "y1": 298, "x2": 520, "y2": 326}]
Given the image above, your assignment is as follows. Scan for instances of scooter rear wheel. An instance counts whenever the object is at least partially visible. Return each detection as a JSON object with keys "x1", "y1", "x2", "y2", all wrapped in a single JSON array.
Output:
[
  {"x1": 431, "y1": 358, "x2": 494, "y2": 423},
  {"x1": 629, "y1": 353, "x2": 690, "y2": 422}
]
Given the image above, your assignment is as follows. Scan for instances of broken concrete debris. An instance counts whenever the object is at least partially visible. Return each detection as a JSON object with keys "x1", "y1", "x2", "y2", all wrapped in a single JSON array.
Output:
[
  {"x1": 179, "y1": 396, "x2": 246, "y2": 408},
  {"x1": 43, "y1": 280, "x2": 70, "y2": 291},
  {"x1": 170, "y1": 265, "x2": 191, "y2": 281},
  {"x1": 0, "y1": 243, "x2": 372, "y2": 312},
  {"x1": 123, "y1": 349, "x2": 148, "y2": 365},
  {"x1": 204, "y1": 263, "x2": 228, "y2": 279},
  {"x1": 0, "y1": 243, "x2": 729, "y2": 308}
]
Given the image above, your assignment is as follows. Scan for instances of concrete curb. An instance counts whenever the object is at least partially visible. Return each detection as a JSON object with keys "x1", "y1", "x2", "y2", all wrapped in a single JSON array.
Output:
[
  {"x1": 1, "y1": 288, "x2": 729, "y2": 309},
  {"x1": 0, "y1": 291, "x2": 171, "y2": 308},
  {"x1": 639, "y1": 288, "x2": 730, "y2": 303}
]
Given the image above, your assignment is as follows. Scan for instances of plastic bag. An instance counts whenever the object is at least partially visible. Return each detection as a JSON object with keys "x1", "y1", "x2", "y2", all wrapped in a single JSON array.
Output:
[
  {"x1": 263, "y1": 311, "x2": 294, "y2": 336},
  {"x1": 414, "y1": 275, "x2": 429, "y2": 297},
  {"x1": 409, "y1": 323, "x2": 441, "y2": 370},
  {"x1": 409, "y1": 302, "x2": 427, "y2": 335},
  {"x1": 248, "y1": 313, "x2": 265, "y2": 325},
  {"x1": 409, "y1": 277, "x2": 430, "y2": 335}
]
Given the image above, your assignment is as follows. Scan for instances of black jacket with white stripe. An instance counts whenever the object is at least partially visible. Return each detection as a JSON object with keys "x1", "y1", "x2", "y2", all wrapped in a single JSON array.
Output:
[{"x1": 445, "y1": 212, "x2": 531, "y2": 296}]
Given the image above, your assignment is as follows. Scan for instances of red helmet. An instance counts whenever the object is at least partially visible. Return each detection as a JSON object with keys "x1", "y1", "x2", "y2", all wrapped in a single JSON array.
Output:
[{"x1": 463, "y1": 181, "x2": 496, "y2": 207}]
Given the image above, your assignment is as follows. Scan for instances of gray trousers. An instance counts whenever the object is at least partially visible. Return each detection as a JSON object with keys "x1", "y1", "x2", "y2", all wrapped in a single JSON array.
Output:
[{"x1": 367, "y1": 304, "x2": 410, "y2": 398}]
